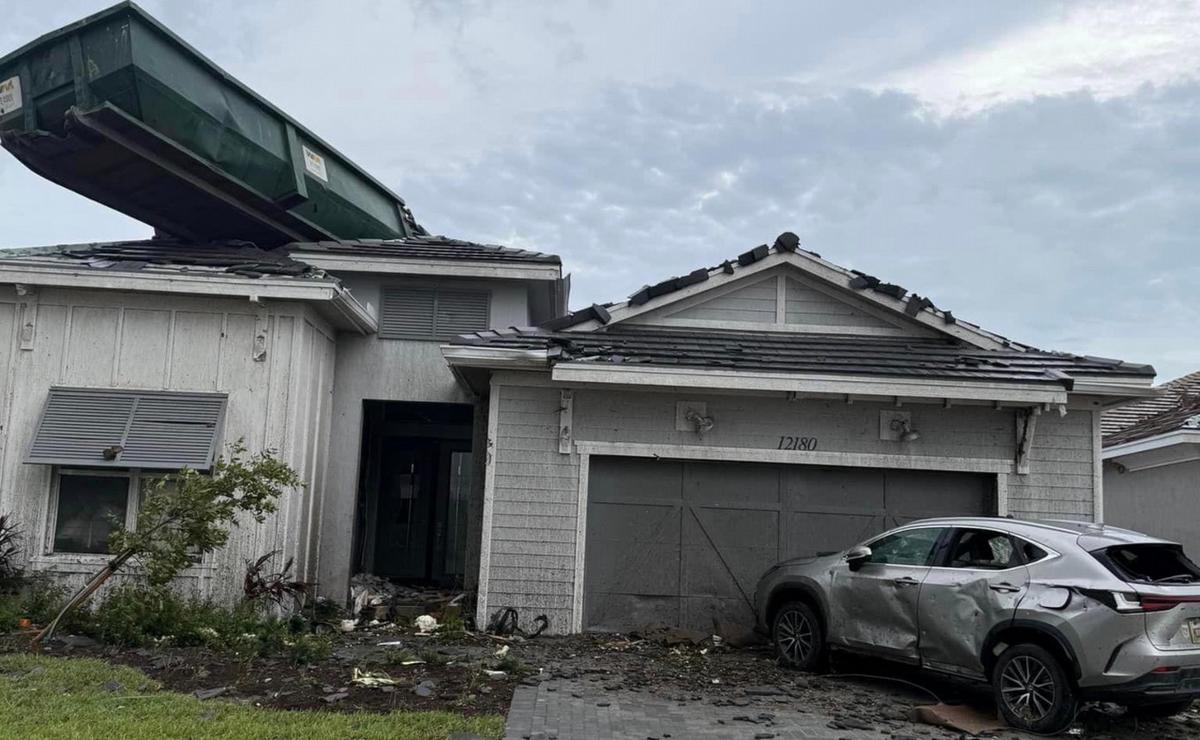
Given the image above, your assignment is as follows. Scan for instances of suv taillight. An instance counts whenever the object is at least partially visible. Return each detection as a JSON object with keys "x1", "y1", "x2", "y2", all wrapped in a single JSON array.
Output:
[{"x1": 1080, "y1": 590, "x2": 1198, "y2": 613}]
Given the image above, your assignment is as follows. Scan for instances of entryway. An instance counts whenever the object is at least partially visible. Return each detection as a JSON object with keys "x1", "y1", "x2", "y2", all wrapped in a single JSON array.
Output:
[{"x1": 354, "y1": 401, "x2": 474, "y2": 586}]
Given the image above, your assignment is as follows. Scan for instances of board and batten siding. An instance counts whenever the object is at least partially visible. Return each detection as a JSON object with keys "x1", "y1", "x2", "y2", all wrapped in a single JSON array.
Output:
[
  {"x1": 479, "y1": 370, "x2": 1101, "y2": 632},
  {"x1": 0, "y1": 285, "x2": 335, "y2": 604}
]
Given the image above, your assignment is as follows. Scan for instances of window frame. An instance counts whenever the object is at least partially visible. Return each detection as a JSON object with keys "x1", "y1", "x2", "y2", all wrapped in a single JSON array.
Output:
[
  {"x1": 931, "y1": 527, "x2": 1058, "y2": 572},
  {"x1": 862, "y1": 525, "x2": 950, "y2": 567},
  {"x1": 378, "y1": 285, "x2": 492, "y2": 341}
]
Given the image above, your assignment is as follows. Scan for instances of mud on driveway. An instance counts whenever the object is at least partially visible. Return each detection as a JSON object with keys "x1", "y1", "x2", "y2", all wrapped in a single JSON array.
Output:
[{"x1": 14, "y1": 626, "x2": 1200, "y2": 739}]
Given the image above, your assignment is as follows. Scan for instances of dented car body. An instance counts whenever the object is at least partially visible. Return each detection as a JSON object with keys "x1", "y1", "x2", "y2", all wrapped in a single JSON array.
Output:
[{"x1": 755, "y1": 517, "x2": 1200, "y2": 733}]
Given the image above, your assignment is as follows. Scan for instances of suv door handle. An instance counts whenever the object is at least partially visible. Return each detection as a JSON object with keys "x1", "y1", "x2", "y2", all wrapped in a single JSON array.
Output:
[
  {"x1": 893, "y1": 576, "x2": 921, "y2": 587},
  {"x1": 989, "y1": 582, "x2": 1022, "y2": 593}
]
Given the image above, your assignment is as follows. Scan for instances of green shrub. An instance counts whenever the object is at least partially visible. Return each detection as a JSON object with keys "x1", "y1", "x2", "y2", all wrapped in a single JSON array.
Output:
[{"x1": 285, "y1": 633, "x2": 332, "y2": 664}]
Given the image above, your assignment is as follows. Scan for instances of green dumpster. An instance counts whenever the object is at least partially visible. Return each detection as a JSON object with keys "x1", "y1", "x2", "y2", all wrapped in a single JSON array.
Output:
[{"x1": 0, "y1": 1, "x2": 417, "y2": 246}]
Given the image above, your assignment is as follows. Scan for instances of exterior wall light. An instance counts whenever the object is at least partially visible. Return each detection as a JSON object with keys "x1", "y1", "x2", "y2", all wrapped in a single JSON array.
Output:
[{"x1": 890, "y1": 418, "x2": 920, "y2": 442}]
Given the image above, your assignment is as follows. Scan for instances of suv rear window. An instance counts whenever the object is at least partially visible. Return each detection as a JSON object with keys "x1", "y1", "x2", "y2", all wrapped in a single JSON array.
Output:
[{"x1": 1093, "y1": 544, "x2": 1200, "y2": 584}]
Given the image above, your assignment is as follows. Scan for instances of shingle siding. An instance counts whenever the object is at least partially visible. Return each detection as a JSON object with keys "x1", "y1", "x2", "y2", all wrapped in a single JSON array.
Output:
[{"x1": 1007, "y1": 409, "x2": 1096, "y2": 520}]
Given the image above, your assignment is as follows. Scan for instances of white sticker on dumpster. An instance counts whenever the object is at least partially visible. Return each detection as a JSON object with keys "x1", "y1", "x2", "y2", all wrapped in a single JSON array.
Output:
[
  {"x1": 0, "y1": 76, "x2": 22, "y2": 116},
  {"x1": 302, "y1": 145, "x2": 328, "y2": 182}
]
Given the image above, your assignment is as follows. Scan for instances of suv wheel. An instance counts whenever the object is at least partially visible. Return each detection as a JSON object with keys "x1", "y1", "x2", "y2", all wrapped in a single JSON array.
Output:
[
  {"x1": 772, "y1": 600, "x2": 824, "y2": 671},
  {"x1": 993, "y1": 643, "x2": 1077, "y2": 734}
]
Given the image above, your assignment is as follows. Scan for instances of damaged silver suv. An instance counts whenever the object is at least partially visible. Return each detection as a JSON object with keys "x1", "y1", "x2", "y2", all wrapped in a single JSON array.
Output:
[{"x1": 754, "y1": 517, "x2": 1200, "y2": 733}]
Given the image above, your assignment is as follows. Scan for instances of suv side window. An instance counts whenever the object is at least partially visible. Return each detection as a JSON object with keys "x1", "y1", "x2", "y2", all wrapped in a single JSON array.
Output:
[
  {"x1": 946, "y1": 529, "x2": 1021, "y2": 570},
  {"x1": 866, "y1": 528, "x2": 945, "y2": 566}
]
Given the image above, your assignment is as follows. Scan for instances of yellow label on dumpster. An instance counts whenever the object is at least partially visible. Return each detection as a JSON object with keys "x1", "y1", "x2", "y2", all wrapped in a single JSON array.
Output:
[{"x1": 0, "y1": 76, "x2": 21, "y2": 115}]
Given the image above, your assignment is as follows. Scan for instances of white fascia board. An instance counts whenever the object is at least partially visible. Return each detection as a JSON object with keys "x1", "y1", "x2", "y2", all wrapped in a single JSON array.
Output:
[
  {"x1": 574, "y1": 251, "x2": 1013, "y2": 351},
  {"x1": 1071, "y1": 380, "x2": 1158, "y2": 396},
  {"x1": 1102, "y1": 430, "x2": 1200, "y2": 460},
  {"x1": 550, "y1": 363, "x2": 1069, "y2": 404},
  {"x1": 289, "y1": 253, "x2": 561, "y2": 281},
  {"x1": 441, "y1": 345, "x2": 550, "y2": 369},
  {"x1": 0, "y1": 261, "x2": 376, "y2": 333}
]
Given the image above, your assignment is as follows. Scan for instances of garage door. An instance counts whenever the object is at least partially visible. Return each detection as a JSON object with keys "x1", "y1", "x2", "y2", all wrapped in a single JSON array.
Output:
[{"x1": 584, "y1": 456, "x2": 993, "y2": 632}]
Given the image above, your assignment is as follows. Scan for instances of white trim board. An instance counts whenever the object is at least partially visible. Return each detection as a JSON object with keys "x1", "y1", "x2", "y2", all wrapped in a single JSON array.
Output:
[
  {"x1": 289, "y1": 253, "x2": 561, "y2": 281},
  {"x1": 1101, "y1": 429, "x2": 1200, "y2": 459},
  {"x1": 553, "y1": 364, "x2": 1070, "y2": 405},
  {"x1": 474, "y1": 382, "x2": 502, "y2": 629},
  {"x1": 571, "y1": 451, "x2": 590, "y2": 633},
  {"x1": 572, "y1": 441, "x2": 1015, "y2": 474}
]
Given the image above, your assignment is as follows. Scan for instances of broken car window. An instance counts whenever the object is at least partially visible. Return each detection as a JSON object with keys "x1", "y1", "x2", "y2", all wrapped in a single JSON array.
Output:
[
  {"x1": 866, "y1": 528, "x2": 944, "y2": 566},
  {"x1": 1094, "y1": 544, "x2": 1200, "y2": 584},
  {"x1": 947, "y1": 529, "x2": 1020, "y2": 570}
]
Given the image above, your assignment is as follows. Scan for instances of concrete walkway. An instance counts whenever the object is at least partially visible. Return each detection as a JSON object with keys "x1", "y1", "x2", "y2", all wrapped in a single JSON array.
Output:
[{"x1": 504, "y1": 678, "x2": 909, "y2": 740}]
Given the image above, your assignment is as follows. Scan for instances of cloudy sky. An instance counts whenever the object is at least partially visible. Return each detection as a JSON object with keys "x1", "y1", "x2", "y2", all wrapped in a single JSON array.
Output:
[{"x1": 2, "y1": 1, "x2": 1198, "y2": 380}]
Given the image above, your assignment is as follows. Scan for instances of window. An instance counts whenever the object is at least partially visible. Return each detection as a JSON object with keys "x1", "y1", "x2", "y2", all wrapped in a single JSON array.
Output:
[
  {"x1": 50, "y1": 471, "x2": 138, "y2": 554},
  {"x1": 866, "y1": 528, "x2": 945, "y2": 566},
  {"x1": 947, "y1": 529, "x2": 1021, "y2": 570},
  {"x1": 1018, "y1": 539, "x2": 1048, "y2": 564},
  {"x1": 379, "y1": 287, "x2": 490, "y2": 340},
  {"x1": 48, "y1": 470, "x2": 177, "y2": 556},
  {"x1": 1094, "y1": 544, "x2": 1200, "y2": 584}
]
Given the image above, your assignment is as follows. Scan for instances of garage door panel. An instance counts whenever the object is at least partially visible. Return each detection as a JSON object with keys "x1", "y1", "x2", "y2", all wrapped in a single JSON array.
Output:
[
  {"x1": 584, "y1": 456, "x2": 990, "y2": 633},
  {"x1": 683, "y1": 461, "x2": 781, "y2": 507},
  {"x1": 885, "y1": 470, "x2": 992, "y2": 518},
  {"x1": 683, "y1": 596, "x2": 751, "y2": 634},
  {"x1": 782, "y1": 512, "x2": 883, "y2": 559},
  {"x1": 588, "y1": 594, "x2": 679, "y2": 633}
]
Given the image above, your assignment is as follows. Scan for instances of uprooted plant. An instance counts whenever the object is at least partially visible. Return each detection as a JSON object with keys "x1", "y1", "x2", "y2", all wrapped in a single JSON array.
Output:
[
  {"x1": 33, "y1": 442, "x2": 302, "y2": 645},
  {"x1": 243, "y1": 550, "x2": 310, "y2": 608}
]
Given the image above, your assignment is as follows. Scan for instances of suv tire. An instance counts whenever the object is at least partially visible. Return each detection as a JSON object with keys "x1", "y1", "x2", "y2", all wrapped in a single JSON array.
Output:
[
  {"x1": 1128, "y1": 699, "x2": 1194, "y2": 718},
  {"x1": 993, "y1": 643, "x2": 1077, "y2": 734},
  {"x1": 771, "y1": 600, "x2": 824, "y2": 671}
]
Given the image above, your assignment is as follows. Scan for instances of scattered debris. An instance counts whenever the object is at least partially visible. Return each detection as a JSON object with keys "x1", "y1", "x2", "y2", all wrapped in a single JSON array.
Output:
[
  {"x1": 350, "y1": 668, "x2": 398, "y2": 688},
  {"x1": 910, "y1": 703, "x2": 1006, "y2": 734},
  {"x1": 414, "y1": 615, "x2": 439, "y2": 634},
  {"x1": 482, "y1": 670, "x2": 507, "y2": 679},
  {"x1": 486, "y1": 607, "x2": 549, "y2": 638},
  {"x1": 193, "y1": 686, "x2": 229, "y2": 701},
  {"x1": 338, "y1": 619, "x2": 356, "y2": 633}
]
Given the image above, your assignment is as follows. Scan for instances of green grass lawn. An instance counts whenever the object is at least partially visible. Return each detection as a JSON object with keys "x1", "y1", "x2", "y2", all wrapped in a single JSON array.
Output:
[{"x1": 0, "y1": 654, "x2": 503, "y2": 739}]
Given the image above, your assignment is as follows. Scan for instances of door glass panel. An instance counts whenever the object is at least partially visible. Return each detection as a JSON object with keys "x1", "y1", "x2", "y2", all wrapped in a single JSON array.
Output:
[
  {"x1": 866, "y1": 528, "x2": 943, "y2": 566},
  {"x1": 443, "y1": 451, "x2": 472, "y2": 580},
  {"x1": 947, "y1": 529, "x2": 1019, "y2": 570}
]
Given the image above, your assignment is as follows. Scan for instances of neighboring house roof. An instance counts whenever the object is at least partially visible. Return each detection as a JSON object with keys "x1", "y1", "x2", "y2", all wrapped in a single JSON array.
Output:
[
  {"x1": 1103, "y1": 371, "x2": 1200, "y2": 447},
  {"x1": 1102, "y1": 370, "x2": 1200, "y2": 438},
  {"x1": 284, "y1": 235, "x2": 561, "y2": 265},
  {"x1": 452, "y1": 326, "x2": 1153, "y2": 388}
]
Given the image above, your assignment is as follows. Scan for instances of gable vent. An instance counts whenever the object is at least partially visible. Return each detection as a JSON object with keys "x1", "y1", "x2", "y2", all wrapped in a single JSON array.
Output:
[
  {"x1": 28, "y1": 388, "x2": 227, "y2": 470},
  {"x1": 380, "y1": 287, "x2": 490, "y2": 340}
]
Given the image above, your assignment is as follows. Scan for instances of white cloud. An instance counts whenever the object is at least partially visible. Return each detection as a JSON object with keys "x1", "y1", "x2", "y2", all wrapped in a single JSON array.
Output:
[{"x1": 883, "y1": 0, "x2": 1200, "y2": 115}]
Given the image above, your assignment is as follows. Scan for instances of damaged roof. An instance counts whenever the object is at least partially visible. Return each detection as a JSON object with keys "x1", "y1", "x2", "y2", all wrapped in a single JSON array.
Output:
[
  {"x1": 0, "y1": 239, "x2": 321, "y2": 279},
  {"x1": 452, "y1": 326, "x2": 1154, "y2": 388},
  {"x1": 0, "y1": 232, "x2": 561, "y2": 279},
  {"x1": 285, "y1": 235, "x2": 561, "y2": 265},
  {"x1": 1103, "y1": 370, "x2": 1200, "y2": 445}
]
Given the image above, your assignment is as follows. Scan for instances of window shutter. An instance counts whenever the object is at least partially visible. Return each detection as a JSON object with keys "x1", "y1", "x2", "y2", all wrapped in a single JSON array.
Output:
[
  {"x1": 379, "y1": 288, "x2": 436, "y2": 339},
  {"x1": 28, "y1": 388, "x2": 227, "y2": 470},
  {"x1": 435, "y1": 290, "x2": 491, "y2": 338}
]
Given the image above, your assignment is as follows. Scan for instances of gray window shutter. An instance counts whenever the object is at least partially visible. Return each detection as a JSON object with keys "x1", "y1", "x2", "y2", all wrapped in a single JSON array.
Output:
[
  {"x1": 435, "y1": 290, "x2": 491, "y2": 338},
  {"x1": 28, "y1": 388, "x2": 227, "y2": 470},
  {"x1": 380, "y1": 288, "x2": 436, "y2": 339},
  {"x1": 379, "y1": 287, "x2": 490, "y2": 340}
]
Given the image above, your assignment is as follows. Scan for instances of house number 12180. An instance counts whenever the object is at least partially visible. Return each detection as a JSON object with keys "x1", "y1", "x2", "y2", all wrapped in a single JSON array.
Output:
[{"x1": 777, "y1": 436, "x2": 818, "y2": 451}]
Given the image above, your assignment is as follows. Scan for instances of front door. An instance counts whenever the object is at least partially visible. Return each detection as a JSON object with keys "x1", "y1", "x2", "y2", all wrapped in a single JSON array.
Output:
[
  {"x1": 829, "y1": 526, "x2": 948, "y2": 662},
  {"x1": 918, "y1": 528, "x2": 1031, "y2": 676}
]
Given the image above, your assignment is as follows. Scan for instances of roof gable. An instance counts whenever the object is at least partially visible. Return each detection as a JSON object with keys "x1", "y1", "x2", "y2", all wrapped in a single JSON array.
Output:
[
  {"x1": 625, "y1": 266, "x2": 935, "y2": 338},
  {"x1": 561, "y1": 234, "x2": 1008, "y2": 349}
]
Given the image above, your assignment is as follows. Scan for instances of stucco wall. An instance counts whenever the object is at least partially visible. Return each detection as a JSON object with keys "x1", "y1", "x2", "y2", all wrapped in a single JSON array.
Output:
[
  {"x1": 0, "y1": 284, "x2": 335, "y2": 604},
  {"x1": 317, "y1": 274, "x2": 531, "y2": 601},
  {"x1": 478, "y1": 370, "x2": 1100, "y2": 633}
]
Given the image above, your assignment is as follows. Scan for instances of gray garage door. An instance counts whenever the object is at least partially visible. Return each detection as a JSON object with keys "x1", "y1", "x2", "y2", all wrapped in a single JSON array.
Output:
[{"x1": 584, "y1": 457, "x2": 993, "y2": 633}]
